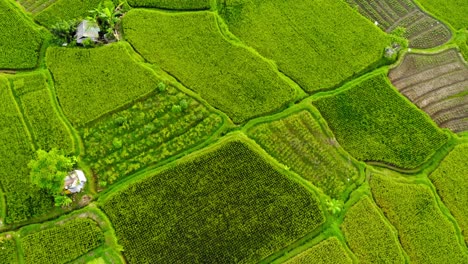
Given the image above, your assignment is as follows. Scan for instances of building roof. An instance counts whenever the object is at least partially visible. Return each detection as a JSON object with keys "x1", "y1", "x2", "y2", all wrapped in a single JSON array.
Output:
[
  {"x1": 64, "y1": 170, "x2": 87, "y2": 193},
  {"x1": 76, "y1": 20, "x2": 100, "y2": 44}
]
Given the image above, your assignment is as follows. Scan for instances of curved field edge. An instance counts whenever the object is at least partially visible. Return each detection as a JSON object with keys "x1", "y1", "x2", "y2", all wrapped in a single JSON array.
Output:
[
  {"x1": 96, "y1": 132, "x2": 326, "y2": 263},
  {"x1": 242, "y1": 101, "x2": 366, "y2": 200},
  {"x1": 310, "y1": 68, "x2": 450, "y2": 170}
]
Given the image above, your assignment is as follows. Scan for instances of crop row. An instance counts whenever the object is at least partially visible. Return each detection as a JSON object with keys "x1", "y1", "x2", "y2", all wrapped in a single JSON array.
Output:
[
  {"x1": 122, "y1": 10, "x2": 297, "y2": 123},
  {"x1": 416, "y1": 0, "x2": 468, "y2": 30},
  {"x1": 389, "y1": 49, "x2": 468, "y2": 133},
  {"x1": 218, "y1": 0, "x2": 391, "y2": 92},
  {"x1": 284, "y1": 237, "x2": 353, "y2": 264},
  {"x1": 20, "y1": 218, "x2": 104, "y2": 264},
  {"x1": 127, "y1": 0, "x2": 210, "y2": 9},
  {"x1": 17, "y1": 0, "x2": 58, "y2": 14},
  {"x1": 370, "y1": 172, "x2": 468, "y2": 263},
  {"x1": 346, "y1": 0, "x2": 450, "y2": 49},
  {"x1": 341, "y1": 197, "x2": 405, "y2": 263},
  {"x1": 0, "y1": 77, "x2": 53, "y2": 224},
  {"x1": 0, "y1": 0, "x2": 43, "y2": 69},
  {"x1": 429, "y1": 143, "x2": 468, "y2": 245},
  {"x1": 34, "y1": 0, "x2": 102, "y2": 27},
  {"x1": 46, "y1": 43, "x2": 161, "y2": 127},
  {"x1": 100, "y1": 139, "x2": 324, "y2": 263},
  {"x1": 10, "y1": 72, "x2": 74, "y2": 153},
  {"x1": 312, "y1": 73, "x2": 448, "y2": 169},
  {"x1": 247, "y1": 110, "x2": 359, "y2": 198},
  {"x1": 81, "y1": 86, "x2": 223, "y2": 184}
]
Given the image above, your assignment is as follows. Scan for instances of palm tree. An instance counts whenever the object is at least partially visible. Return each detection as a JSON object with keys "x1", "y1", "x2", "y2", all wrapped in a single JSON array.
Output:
[{"x1": 87, "y1": 1, "x2": 124, "y2": 41}]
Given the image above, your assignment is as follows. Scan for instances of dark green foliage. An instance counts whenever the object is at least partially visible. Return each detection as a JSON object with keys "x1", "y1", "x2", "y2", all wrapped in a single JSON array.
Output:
[
  {"x1": 0, "y1": 1, "x2": 43, "y2": 69},
  {"x1": 81, "y1": 87, "x2": 223, "y2": 184},
  {"x1": 10, "y1": 72, "x2": 74, "y2": 153},
  {"x1": 127, "y1": 0, "x2": 211, "y2": 9},
  {"x1": 100, "y1": 140, "x2": 324, "y2": 263},
  {"x1": 46, "y1": 43, "x2": 160, "y2": 126},
  {"x1": 370, "y1": 172, "x2": 468, "y2": 263},
  {"x1": 21, "y1": 218, "x2": 104, "y2": 264},
  {"x1": 285, "y1": 237, "x2": 353, "y2": 264},
  {"x1": 28, "y1": 149, "x2": 76, "y2": 196},
  {"x1": 34, "y1": 0, "x2": 102, "y2": 27},
  {"x1": 0, "y1": 77, "x2": 53, "y2": 224},
  {"x1": 247, "y1": 110, "x2": 359, "y2": 198},
  {"x1": 416, "y1": 0, "x2": 468, "y2": 30},
  {"x1": 0, "y1": 235, "x2": 18, "y2": 264},
  {"x1": 218, "y1": 0, "x2": 391, "y2": 92},
  {"x1": 87, "y1": 0, "x2": 124, "y2": 41},
  {"x1": 429, "y1": 143, "x2": 468, "y2": 244},
  {"x1": 313, "y1": 74, "x2": 448, "y2": 169},
  {"x1": 123, "y1": 10, "x2": 297, "y2": 123},
  {"x1": 341, "y1": 197, "x2": 405, "y2": 264}
]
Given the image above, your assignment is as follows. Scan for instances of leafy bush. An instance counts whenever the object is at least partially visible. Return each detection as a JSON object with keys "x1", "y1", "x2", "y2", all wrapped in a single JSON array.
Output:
[
  {"x1": 10, "y1": 72, "x2": 74, "y2": 153},
  {"x1": 285, "y1": 237, "x2": 353, "y2": 264},
  {"x1": 127, "y1": 0, "x2": 210, "y2": 9},
  {"x1": 46, "y1": 43, "x2": 160, "y2": 126},
  {"x1": 21, "y1": 218, "x2": 104, "y2": 264},
  {"x1": 218, "y1": 0, "x2": 391, "y2": 92},
  {"x1": 370, "y1": 172, "x2": 468, "y2": 263},
  {"x1": 122, "y1": 10, "x2": 298, "y2": 123},
  {"x1": 100, "y1": 140, "x2": 324, "y2": 263},
  {"x1": 429, "y1": 143, "x2": 468, "y2": 244},
  {"x1": 0, "y1": 235, "x2": 18, "y2": 264},
  {"x1": 0, "y1": 77, "x2": 53, "y2": 224},
  {"x1": 341, "y1": 197, "x2": 405, "y2": 263},
  {"x1": 247, "y1": 110, "x2": 360, "y2": 198},
  {"x1": 0, "y1": 0, "x2": 43, "y2": 69},
  {"x1": 81, "y1": 86, "x2": 223, "y2": 184},
  {"x1": 313, "y1": 73, "x2": 448, "y2": 169}
]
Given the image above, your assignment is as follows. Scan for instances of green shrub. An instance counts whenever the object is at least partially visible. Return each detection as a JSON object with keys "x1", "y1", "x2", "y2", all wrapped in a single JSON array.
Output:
[
  {"x1": 122, "y1": 10, "x2": 298, "y2": 123},
  {"x1": 370, "y1": 172, "x2": 468, "y2": 263},
  {"x1": 341, "y1": 197, "x2": 405, "y2": 264},
  {"x1": 100, "y1": 140, "x2": 324, "y2": 263},
  {"x1": 10, "y1": 72, "x2": 74, "y2": 153},
  {"x1": 0, "y1": 235, "x2": 18, "y2": 264},
  {"x1": 0, "y1": 77, "x2": 53, "y2": 224},
  {"x1": 218, "y1": 0, "x2": 391, "y2": 92},
  {"x1": 247, "y1": 110, "x2": 360, "y2": 198},
  {"x1": 429, "y1": 143, "x2": 468, "y2": 244},
  {"x1": 285, "y1": 237, "x2": 353, "y2": 264},
  {"x1": 312, "y1": 73, "x2": 448, "y2": 169},
  {"x1": 21, "y1": 218, "x2": 104, "y2": 264},
  {"x1": 127, "y1": 0, "x2": 210, "y2": 9},
  {"x1": 46, "y1": 43, "x2": 161, "y2": 126},
  {"x1": 0, "y1": 1, "x2": 43, "y2": 69},
  {"x1": 80, "y1": 86, "x2": 223, "y2": 184}
]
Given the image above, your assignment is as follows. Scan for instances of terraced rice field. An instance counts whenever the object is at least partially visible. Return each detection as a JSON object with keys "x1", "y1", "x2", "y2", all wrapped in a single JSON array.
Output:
[
  {"x1": 389, "y1": 48, "x2": 468, "y2": 133},
  {"x1": 16, "y1": 0, "x2": 58, "y2": 14},
  {"x1": 346, "y1": 0, "x2": 451, "y2": 49}
]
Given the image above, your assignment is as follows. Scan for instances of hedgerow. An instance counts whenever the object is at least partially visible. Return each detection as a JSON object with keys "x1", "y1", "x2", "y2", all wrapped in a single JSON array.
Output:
[
  {"x1": 0, "y1": 234, "x2": 17, "y2": 264},
  {"x1": 122, "y1": 10, "x2": 298, "y2": 123},
  {"x1": 21, "y1": 218, "x2": 104, "y2": 264},
  {"x1": 0, "y1": 77, "x2": 53, "y2": 224},
  {"x1": 127, "y1": 0, "x2": 210, "y2": 9},
  {"x1": 0, "y1": 0, "x2": 43, "y2": 69},
  {"x1": 370, "y1": 172, "x2": 468, "y2": 263},
  {"x1": 10, "y1": 72, "x2": 74, "y2": 153},
  {"x1": 100, "y1": 139, "x2": 324, "y2": 263},
  {"x1": 34, "y1": 0, "x2": 102, "y2": 27},
  {"x1": 312, "y1": 73, "x2": 448, "y2": 169},
  {"x1": 46, "y1": 43, "x2": 160, "y2": 126},
  {"x1": 415, "y1": 0, "x2": 468, "y2": 30},
  {"x1": 247, "y1": 110, "x2": 360, "y2": 198},
  {"x1": 429, "y1": 143, "x2": 468, "y2": 244},
  {"x1": 218, "y1": 0, "x2": 391, "y2": 92},
  {"x1": 285, "y1": 237, "x2": 353, "y2": 264},
  {"x1": 341, "y1": 197, "x2": 405, "y2": 264},
  {"x1": 81, "y1": 85, "x2": 223, "y2": 184}
]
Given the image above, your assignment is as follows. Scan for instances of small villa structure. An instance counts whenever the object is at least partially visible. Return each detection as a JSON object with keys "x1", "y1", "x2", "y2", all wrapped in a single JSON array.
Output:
[
  {"x1": 76, "y1": 20, "x2": 100, "y2": 44},
  {"x1": 64, "y1": 170, "x2": 87, "y2": 193}
]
